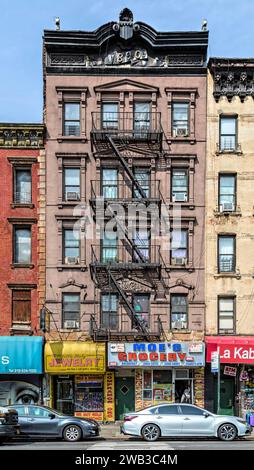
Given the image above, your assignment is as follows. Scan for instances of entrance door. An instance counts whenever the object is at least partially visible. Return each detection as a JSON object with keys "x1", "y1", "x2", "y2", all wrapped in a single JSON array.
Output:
[
  {"x1": 214, "y1": 376, "x2": 234, "y2": 415},
  {"x1": 55, "y1": 377, "x2": 74, "y2": 415},
  {"x1": 115, "y1": 377, "x2": 135, "y2": 420}
]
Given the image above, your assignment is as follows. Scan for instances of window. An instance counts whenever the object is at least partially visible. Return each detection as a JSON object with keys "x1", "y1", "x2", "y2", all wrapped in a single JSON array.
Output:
[
  {"x1": 134, "y1": 102, "x2": 150, "y2": 133},
  {"x1": 133, "y1": 294, "x2": 150, "y2": 329},
  {"x1": 14, "y1": 169, "x2": 31, "y2": 204},
  {"x1": 14, "y1": 228, "x2": 31, "y2": 264},
  {"x1": 101, "y1": 293, "x2": 118, "y2": 329},
  {"x1": 220, "y1": 116, "x2": 237, "y2": 151},
  {"x1": 101, "y1": 169, "x2": 118, "y2": 199},
  {"x1": 12, "y1": 290, "x2": 31, "y2": 323},
  {"x1": 179, "y1": 405, "x2": 204, "y2": 415},
  {"x1": 171, "y1": 230, "x2": 188, "y2": 264},
  {"x1": 64, "y1": 103, "x2": 80, "y2": 136},
  {"x1": 28, "y1": 407, "x2": 52, "y2": 418},
  {"x1": 64, "y1": 168, "x2": 80, "y2": 201},
  {"x1": 171, "y1": 295, "x2": 188, "y2": 329},
  {"x1": 62, "y1": 293, "x2": 80, "y2": 328},
  {"x1": 156, "y1": 405, "x2": 179, "y2": 415},
  {"x1": 218, "y1": 297, "x2": 235, "y2": 334},
  {"x1": 102, "y1": 103, "x2": 118, "y2": 129},
  {"x1": 63, "y1": 229, "x2": 80, "y2": 263},
  {"x1": 218, "y1": 235, "x2": 235, "y2": 272},
  {"x1": 13, "y1": 406, "x2": 26, "y2": 416},
  {"x1": 142, "y1": 370, "x2": 173, "y2": 402},
  {"x1": 172, "y1": 169, "x2": 188, "y2": 202},
  {"x1": 172, "y1": 103, "x2": 189, "y2": 137},
  {"x1": 133, "y1": 168, "x2": 150, "y2": 198},
  {"x1": 219, "y1": 174, "x2": 236, "y2": 212},
  {"x1": 101, "y1": 231, "x2": 117, "y2": 262},
  {"x1": 133, "y1": 230, "x2": 150, "y2": 261}
]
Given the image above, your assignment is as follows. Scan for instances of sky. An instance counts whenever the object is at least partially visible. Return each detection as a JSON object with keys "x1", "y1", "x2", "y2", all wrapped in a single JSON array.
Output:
[{"x1": 0, "y1": 0, "x2": 254, "y2": 123}]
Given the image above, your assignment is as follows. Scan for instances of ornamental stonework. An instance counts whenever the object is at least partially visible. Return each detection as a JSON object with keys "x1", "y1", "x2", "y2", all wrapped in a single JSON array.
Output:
[{"x1": 210, "y1": 60, "x2": 254, "y2": 102}]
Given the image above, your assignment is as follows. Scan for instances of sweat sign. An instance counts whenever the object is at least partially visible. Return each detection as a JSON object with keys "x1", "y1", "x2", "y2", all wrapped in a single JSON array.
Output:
[{"x1": 108, "y1": 342, "x2": 205, "y2": 367}]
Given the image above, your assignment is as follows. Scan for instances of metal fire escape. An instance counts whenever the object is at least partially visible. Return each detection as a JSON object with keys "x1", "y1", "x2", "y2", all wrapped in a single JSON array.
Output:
[{"x1": 90, "y1": 111, "x2": 167, "y2": 340}]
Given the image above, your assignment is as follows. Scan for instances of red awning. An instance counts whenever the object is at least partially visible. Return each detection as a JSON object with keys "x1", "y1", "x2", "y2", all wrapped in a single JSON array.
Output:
[{"x1": 206, "y1": 336, "x2": 254, "y2": 364}]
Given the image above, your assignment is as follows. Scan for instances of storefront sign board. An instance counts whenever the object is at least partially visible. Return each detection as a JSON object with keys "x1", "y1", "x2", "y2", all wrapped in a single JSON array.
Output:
[{"x1": 0, "y1": 336, "x2": 43, "y2": 374}]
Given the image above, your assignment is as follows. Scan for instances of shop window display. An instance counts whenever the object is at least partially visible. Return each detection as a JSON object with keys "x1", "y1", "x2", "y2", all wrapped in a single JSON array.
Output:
[
  {"x1": 75, "y1": 376, "x2": 104, "y2": 412},
  {"x1": 240, "y1": 368, "x2": 254, "y2": 417},
  {"x1": 143, "y1": 370, "x2": 173, "y2": 402}
]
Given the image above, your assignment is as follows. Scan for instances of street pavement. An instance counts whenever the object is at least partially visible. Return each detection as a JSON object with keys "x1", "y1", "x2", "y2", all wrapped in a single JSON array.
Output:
[{"x1": 1, "y1": 437, "x2": 254, "y2": 450}]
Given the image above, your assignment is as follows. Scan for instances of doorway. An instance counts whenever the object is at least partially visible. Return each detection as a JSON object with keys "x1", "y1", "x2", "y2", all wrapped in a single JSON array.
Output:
[
  {"x1": 54, "y1": 376, "x2": 74, "y2": 415},
  {"x1": 175, "y1": 379, "x2": 193, "y2": 403},
  {"x1": 115, "y1": 377, "x2": 135, "y2": 420},
  {"x1": 214, "y1": 376, "x2": 235, "y2": 415}
]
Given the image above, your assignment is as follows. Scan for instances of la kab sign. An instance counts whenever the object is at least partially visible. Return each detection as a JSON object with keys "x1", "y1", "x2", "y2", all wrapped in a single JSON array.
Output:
[{"x1": 208, "y1": 343, "x2": 254, "y2": 364}]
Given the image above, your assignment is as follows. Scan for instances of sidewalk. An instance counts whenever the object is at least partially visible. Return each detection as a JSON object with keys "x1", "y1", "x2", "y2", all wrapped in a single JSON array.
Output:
[{"x1": 99, "y1": 422, "x2": 254, "y2": 440}]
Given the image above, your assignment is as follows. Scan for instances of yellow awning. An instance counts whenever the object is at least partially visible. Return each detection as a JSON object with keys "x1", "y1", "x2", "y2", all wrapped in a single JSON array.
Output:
[{"x1": 45, "y1": 341, "x2": 106, "y2": 374}]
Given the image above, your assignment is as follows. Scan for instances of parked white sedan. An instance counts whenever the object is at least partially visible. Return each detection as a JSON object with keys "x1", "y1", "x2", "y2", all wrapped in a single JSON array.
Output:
[{"x1": 121, "y1": 403, "x2": 252, "y2": 441}]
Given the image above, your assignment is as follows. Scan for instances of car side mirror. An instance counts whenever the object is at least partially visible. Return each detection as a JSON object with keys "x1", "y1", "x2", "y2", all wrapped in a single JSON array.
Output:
[
  {"x1": 48, "y1": 413, "x2": 55, "y2": 419},
  {"x1": 203, "y1": 412, "x2": 210, "y2": 418}
]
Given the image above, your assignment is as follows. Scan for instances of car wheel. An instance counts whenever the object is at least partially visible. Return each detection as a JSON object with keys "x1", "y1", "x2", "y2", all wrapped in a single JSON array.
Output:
[
  {"x1": 218, "y1": 423, "x2": 237, "y2": 441},
  {"x1": 63, "y1": 425, "x2": 82, "y2": 442},
  {"x1": 141, "y1": 423, "x2": 161, "y2": 442}
]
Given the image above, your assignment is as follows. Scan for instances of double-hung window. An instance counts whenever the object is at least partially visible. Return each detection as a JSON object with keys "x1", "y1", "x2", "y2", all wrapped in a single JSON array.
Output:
[
  {"x1": 62, "y1": 293, "x2": 80, "y2": 329},
  {"x1": 64, "y1": 168, "x2": 80, "y2": 201},
  {"x1": 172, "y1": 169, "x2": 188, "y2": 202},
  {"x1": 102, "y1": 103, "x2": 118, "y2": 130},
  {"x1": 171, "y1": 295, "x2": 188, "y2": 329},
  {"x1": 64, "y1": 103, "x2": 80, "y2": 136},
  {"x1": 134, "y1": 102, "x2": 150, "y2": 134},
  {"x1": 101, "y1": 169, "x2": 118, "y2": 199},
  {"x1": 133, "y1": 230, "x2": 150, "y2": 262},
  {"x1": 14, "y1": 169, "x2": 32, "y2": 204},
  {"x1": 219, "y1": 174, "x2": 236, "y2": 212},
  {"x1": 102, "y1": 231, "x2": 118, "y2": 263},
  {"x1": 171, "y1": 230, "x2": 188, "y2": 265},
  {"x1": 172, "y1": 103, "x2": 189, "y2": 137},
  {"x1": 101, "y1": 293, "x2": 118, "y2": 329},
  {"x1": 133, "y1": 168, "x2": 150, "y2": 198},
  {"x1": 63, "y1": 229, "x2": 80, "y2": 264},
  {"x1": 14, "y1": 227, "x2": 31, "y2": 264},
  {"x1": 133, "y1": 294, "x2": 150, "y2": 329},
  {"x1": 220, "y1": 116, "x2": 237, "y2": 151},
  {"x1": 218, "y1": 297, "x2": 235, "y2": 334},
  {"x1": 218, "y1": 235, "x2": 235, "y2": 273},
  {"x1": 12, "y1": 290, "x2": 31, "y2": 324}
]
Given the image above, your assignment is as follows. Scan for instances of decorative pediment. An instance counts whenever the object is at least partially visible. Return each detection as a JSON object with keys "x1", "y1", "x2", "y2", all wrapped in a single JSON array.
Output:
[
  {"x1": 59, "y1": 278, "x2": 87, "y2": 290},
  {"x1": 169, "y1": 278, "x2": 195, "y2": 292},
  {"x1": 94, "y1": 79, "x2": 159, "y2": 94}
]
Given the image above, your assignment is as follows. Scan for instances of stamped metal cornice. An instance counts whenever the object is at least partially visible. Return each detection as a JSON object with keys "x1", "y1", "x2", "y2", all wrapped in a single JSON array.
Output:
[
  {"x1": 0, "y1": 123, "x2": 44, "y2": 148},
  {"x1": 209, "y1": 57, "x2": 254, "y2": 102}
]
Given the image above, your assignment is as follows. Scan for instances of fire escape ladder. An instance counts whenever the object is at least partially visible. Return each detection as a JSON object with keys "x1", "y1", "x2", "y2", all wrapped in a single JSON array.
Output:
[
  {"x1": 107, "y1": 268, "x2": 149, "y2": 336},
  {"x1": 106, "y1": 135, "x2": 147, "y2": 199}
]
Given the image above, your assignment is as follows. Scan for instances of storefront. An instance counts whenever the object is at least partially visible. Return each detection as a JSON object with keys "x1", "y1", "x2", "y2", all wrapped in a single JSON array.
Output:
[
  {"x1": 206, "y1": 336, "x2": 254, "y2": 418},
  {"x1": 0, "y1": 336, "x2": 43, "y2": 406},
  {"x1": 45, "y1": 341, "x2": 114, "y2": 422},
  {"x1": 108, "y1": 342, "x2": 205, "y2": 420}
]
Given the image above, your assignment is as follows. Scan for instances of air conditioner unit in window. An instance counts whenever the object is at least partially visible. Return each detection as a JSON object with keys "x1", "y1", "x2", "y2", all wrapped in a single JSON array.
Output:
[
  {"x1": 64, "y1": 320, "x2": 79, "y2": 329},
  {"x1": 66, "y1": 192, "x2": 80, "y2": 201},
  {"x1": 172, "y1": 193, "x2": 188, "y2": 202},
  {"x1": 171, "y1": 257, "x2": 187, "y2": 266},
  {"x1": 172, "y1": 320, "x2": 187, "y2": 330},
  {"x1": 65, "y1": 256, "x2": 80, "y2": 265},
  {"x1": 173, "y1": 127, "x2": 189, "y2": 137},
  {"x1": 175, "y1": 369, "x2": 189, "y2": 379},
  {"x1": 220, "y1": 202, "x2": 234, "y2": 212}
]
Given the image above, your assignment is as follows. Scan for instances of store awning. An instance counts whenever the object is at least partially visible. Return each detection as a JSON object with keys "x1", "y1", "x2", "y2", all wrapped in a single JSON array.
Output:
[
  {"x1": 0, "y1": 336, "x2": 43, "y2": 374},
  {"x1": 206, "y1": 336, "x2": 254, "y2": 364},
  {"x1": 45, "y1": 341, "x2": 106, "y2": 374}
]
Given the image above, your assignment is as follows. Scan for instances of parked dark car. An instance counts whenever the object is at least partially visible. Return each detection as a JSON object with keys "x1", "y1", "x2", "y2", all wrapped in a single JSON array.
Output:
[
  {"x1": 8, "y1": 405, "x2": 99, "y2": 442},
  {"x1": 0, "y1": 406, "x2": 20, "y2": 443}
]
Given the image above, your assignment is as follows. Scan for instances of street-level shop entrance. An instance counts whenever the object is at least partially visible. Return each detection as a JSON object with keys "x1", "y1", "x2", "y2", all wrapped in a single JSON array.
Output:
[{"x1": 115, "y1": 377, "x2": 135, "y2": 420}]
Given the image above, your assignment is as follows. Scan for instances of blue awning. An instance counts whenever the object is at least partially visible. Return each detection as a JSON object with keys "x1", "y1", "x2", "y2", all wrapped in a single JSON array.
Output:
[{"x1": 0, "y1": 336, "x2": 43, "y2": 374}]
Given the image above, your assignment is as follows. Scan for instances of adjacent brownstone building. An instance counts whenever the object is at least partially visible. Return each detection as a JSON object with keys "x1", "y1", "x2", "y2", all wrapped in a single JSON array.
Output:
[{"x1": 43, "y1": 9, "x2": 208, "y2": 420}]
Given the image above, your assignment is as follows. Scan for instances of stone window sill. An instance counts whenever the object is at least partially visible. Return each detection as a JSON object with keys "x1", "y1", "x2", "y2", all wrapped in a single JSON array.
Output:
[
  {"x1": 10, "y1": 203, "x2": 35, "y2": 209},
  {"x1": 58, "y1": 201, "x2": 82, "y2": 209},
  {"x1": 166, "y1": 265, "x2": 194, "y2": 272},
  {"x1": 168, "y1": 202, "x2": 195, "y2": 210},
  {"x1": 11, "y1": 263, "x2": 34, "y2": 269},
  {"x1": 214, "y1": 210, "x2": 241, "y2": 217},
  {"x1": 57, "y1": 136, "x2": 87, "y2": 143},
  {"x1": 57, "y1": 264, "x2": 87, "y2": 272},
  {"x1": 214, "y1": 272, "x2": 241, "y2": 280},
  {"x1": 167, "y1": 136, "x2": 196, "y2": 145}
]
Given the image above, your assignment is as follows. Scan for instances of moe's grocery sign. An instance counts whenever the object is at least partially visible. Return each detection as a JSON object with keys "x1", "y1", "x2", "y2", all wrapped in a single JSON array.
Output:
[{"x1": 108, "y1": 342, "x2": 205, "y2": 367}]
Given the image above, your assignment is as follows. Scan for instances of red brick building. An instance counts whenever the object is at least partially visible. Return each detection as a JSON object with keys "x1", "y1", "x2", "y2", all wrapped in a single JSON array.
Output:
[{"x1": 0, "y1": 123, "x2": 44, "y2": 335}]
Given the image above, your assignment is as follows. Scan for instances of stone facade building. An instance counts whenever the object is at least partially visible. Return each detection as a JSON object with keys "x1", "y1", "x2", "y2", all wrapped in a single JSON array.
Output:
[
  {"x1": 43, "y1": 9, "x2": 208, "y2": 420},
  {"x1": 205, "y1": 59, "x2": 254, "y2": 417}
]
